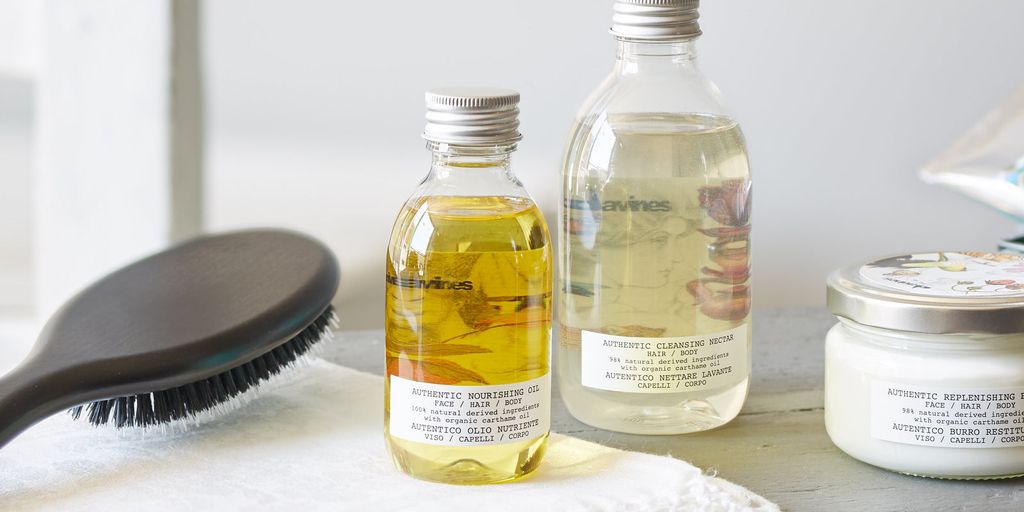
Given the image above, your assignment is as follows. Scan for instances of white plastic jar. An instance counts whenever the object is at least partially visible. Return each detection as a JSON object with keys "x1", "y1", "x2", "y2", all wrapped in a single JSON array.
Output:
[{"x1": 826, "y1": 251, "x2": 1024, "y2": 479}]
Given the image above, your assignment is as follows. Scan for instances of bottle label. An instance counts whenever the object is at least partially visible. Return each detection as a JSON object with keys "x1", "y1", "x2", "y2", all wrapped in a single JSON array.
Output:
[
  {"x1": 388, "y1": 373, "x2": 550, "y2": 446},
  {"x1": 580, "y1": 325, "x2": 747, "y2": 393},
  {"x1": 870, "y1": 381, "x2": 1024, "y2": 448}
]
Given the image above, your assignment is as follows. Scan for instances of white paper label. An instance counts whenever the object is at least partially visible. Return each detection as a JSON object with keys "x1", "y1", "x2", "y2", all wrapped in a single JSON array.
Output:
[
  {"x1": 870, "y1": 381, "x2": 1024, "y2": 448},
  {"x1": 581, "y1": 326, "x2": 747, "y2": 393},
  {"x1": 388, "y1": 373, "x2": 550, "y2": 446}
]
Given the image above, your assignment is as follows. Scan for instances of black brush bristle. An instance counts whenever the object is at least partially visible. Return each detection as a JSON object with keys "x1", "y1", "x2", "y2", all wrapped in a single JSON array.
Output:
[{"x1": 69, "y1": 306, "x2": 336, "y2": 428}]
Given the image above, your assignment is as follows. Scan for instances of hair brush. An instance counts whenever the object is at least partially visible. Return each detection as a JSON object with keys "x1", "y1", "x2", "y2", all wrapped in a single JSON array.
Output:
[{"x1": 0, "y1": 229, "x2": 339, "y2": 449}]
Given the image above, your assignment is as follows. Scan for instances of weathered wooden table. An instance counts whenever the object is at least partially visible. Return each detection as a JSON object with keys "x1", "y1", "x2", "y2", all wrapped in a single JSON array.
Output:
[{"x1": 322, "y1": 307, "x2": 1024, "y2": 511}]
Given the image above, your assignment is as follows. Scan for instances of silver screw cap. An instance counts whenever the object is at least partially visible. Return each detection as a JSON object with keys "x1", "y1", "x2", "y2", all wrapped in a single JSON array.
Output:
[
  {"x1": 611, "y1": 0, "x2": 701, "y2": 41},
  {"x1": 423, "y1": 87, "x2": 522, "y2": 146}
]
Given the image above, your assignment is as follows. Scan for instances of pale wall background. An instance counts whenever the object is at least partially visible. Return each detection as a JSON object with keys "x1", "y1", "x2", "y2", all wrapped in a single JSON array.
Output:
[{"x1": 3, "y1": 0, "x2": 1024, "y2": 329}]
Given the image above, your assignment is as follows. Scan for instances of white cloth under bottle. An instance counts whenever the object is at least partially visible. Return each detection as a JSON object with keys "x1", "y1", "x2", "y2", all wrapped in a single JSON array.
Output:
[{"x1": 0, "y1": 356, "x2": 778, "y2": 512}]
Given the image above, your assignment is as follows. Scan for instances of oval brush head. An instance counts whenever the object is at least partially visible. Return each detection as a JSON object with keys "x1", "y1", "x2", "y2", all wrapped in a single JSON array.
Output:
[
  {"x1": 0, "y1": 229, "x2": 340, "y2": 448},
  {"x1": 69, "y1": 308, "x2": 336, "y2": 428}
]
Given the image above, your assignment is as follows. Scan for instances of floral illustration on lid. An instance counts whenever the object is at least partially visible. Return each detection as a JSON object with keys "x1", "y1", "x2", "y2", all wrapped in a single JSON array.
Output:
[{"x1": 860, "y1": 252, "x2": 1024, "y2": 297}]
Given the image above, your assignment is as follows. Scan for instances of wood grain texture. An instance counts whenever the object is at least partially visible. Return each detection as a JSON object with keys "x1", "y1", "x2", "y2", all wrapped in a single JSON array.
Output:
[{"x1": 324, "y1": 307, "x2": 1024, "y2": 511}]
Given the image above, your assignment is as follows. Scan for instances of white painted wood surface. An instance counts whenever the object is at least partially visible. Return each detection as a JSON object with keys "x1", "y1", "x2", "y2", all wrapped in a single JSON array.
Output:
[
  {"x1": 0, "y1": 80, "x2": 33, "y2": 315},
  {"x1": 0, "y1": 0, "x2": 41, "y2": 78},
  {"x1": 33, "y1": 0, "x2": 203, "y2": 319},
  {"x1": 324, "y1": 308, "x2": 1024, "y2": 511}
]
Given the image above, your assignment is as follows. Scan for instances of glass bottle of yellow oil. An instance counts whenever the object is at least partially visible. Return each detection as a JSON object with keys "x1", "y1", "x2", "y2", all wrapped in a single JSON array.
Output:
[
  {"x1": 558, "y1": 0, "x2": 752, "y2": 435},
  {"x1": 385, "y1": 87, "x2": 552, "y2": 484}
]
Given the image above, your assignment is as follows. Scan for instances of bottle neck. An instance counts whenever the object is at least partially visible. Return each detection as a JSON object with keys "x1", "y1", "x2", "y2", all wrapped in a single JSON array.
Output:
[
  {"x1": 614, "y1": 39, "x2": 698, "y2": 76},
  {"x1": 427, "y1": 142, "x2": 516, "y2": 180}
]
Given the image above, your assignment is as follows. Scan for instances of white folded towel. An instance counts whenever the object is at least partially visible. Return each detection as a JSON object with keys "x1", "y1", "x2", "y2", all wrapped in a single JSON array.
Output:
[{"x1": 0, "y1": 359, "x2": 778, "y2": 512}]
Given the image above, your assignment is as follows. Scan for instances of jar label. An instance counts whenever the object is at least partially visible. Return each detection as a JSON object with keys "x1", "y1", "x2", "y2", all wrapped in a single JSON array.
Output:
[
  {"x1": 580, "y1": 325, "x2": 748, "y2": 393},
  {"x1": 860, "y1": 252, "x2": 1024, "y2": 297},
  {"x1": 871, "y1": 381, "x2": 1024, "y2": 448},
  {"x1": 388, "y1": 373, "x2": 550, "y2": 446}
]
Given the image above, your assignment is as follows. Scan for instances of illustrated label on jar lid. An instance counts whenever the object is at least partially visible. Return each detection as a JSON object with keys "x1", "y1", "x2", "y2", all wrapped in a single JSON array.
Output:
[{"x1": 859, "y1": 252, "x2": 1024, "y2": 298}]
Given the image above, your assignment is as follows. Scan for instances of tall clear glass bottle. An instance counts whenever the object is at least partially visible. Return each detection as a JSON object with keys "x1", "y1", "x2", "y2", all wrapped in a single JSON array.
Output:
[
  {"x1": 385, "y1": 88, "x2": 552, "y2": 484},
  {"x1": 558, "y1": 0, "x2": 752, "y2": 434}
]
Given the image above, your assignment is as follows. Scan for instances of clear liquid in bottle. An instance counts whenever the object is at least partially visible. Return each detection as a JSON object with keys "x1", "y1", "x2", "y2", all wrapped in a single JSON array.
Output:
[{"x1": 559, "y1": 112, "x2": 752, "y2": 434}]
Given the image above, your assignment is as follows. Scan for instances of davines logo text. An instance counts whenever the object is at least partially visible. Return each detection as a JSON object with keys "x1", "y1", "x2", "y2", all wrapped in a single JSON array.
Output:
[
  {"x1": 602, "y1": 198, "x2": 672, "y2": 212},
  {"x1": 386, "y1": 275, "x2": 474, "y2": 290},
  {"x1": 565, "y1": 196, "x2": 672, "y2": 213}
]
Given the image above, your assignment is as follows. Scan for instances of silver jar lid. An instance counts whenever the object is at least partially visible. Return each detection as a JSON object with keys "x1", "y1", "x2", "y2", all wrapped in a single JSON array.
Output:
[
  {"x1": 423, "y1": 87, "x2": 522, "y2": 146},
  {"x1": 827, "y1": 251, "x2": 1024, "y2": 335},
  {"x1": 610, "y1": 0, "x2": 701, "y2": 41}
]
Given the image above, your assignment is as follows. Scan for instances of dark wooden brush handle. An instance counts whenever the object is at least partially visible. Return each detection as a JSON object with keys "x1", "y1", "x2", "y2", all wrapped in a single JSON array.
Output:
[
  {"x1": 0, "y1": 362, "x2": 75, "y2": 449},
  {"x1": 0, "y1": 230, "x2": 340, "y2": 449}
]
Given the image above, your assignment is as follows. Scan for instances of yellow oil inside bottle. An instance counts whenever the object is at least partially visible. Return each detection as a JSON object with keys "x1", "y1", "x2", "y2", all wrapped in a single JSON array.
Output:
[{"x1": 385, "y1": 195, "x2": 551, "y2": 484}]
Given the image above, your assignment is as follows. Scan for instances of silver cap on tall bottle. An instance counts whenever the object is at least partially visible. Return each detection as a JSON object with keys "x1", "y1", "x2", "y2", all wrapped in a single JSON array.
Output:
[
  {"x1": 610, "y1": 0, "x2": 701, "y2": 41},
  {"x1": 423, "y1": 87, "x2": 522, "y2": 146}
]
